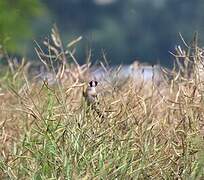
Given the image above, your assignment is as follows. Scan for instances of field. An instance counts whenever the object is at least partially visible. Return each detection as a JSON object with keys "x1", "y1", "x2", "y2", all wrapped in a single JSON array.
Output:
[{"x1": 1, "y1": 31, "x2": 204, "y2": 179}]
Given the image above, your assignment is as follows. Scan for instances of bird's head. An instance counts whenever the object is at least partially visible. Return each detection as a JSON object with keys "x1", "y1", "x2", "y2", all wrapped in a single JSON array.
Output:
[{"x1": 89, "y1": 80, "x2": 98, "y2": 87}]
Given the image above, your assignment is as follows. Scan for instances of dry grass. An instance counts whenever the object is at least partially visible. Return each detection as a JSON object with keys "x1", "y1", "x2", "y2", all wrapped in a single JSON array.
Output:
[{"x1": 1, "y1": 31, "x2": 204, "y2": 179}]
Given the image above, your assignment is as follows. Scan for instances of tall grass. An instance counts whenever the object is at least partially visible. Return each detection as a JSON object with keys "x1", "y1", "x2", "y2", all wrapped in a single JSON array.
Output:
[{"x1": 1, "y1": 31, "x2": 204, "y2": 179}]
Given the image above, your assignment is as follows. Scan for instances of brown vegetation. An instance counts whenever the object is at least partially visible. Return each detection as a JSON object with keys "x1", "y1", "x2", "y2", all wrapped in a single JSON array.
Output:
[{"x1": 1, "y1": 31, "x2": 204, "y2": 179}]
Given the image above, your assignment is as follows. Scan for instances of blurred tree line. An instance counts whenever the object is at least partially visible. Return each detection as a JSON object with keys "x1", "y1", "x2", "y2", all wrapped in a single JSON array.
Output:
[
  {"x1": 1, "y1": 0, "x2": 204, "y2": 66},
  {"x1": 0, "y1": 0, "x2": 42, "y2": 52}
]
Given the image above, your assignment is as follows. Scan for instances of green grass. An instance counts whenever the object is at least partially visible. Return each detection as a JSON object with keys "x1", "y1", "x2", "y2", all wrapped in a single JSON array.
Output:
[{"x1": 1, "y1": 32, "x2": 204, "y2": 179}]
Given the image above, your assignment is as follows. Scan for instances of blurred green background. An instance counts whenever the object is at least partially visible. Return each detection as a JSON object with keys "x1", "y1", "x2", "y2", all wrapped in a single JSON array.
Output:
[{"x1": 1, "y1": 0, "x2": 204, "y2": 67}]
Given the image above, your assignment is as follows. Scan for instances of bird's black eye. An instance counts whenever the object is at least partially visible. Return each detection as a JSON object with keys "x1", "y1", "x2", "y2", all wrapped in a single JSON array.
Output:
[
  {"x1": 89, "y1": 81, "x2": 93, "y2": 87},
  {"x1": 95, "y1": 81, "x2": 98, "y2": 86}
]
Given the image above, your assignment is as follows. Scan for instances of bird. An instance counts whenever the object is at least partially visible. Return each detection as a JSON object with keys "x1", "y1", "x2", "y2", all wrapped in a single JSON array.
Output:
[
  {"x1": 83, "y1": 80, "x2": 104, "y2": 118},
  {"x1": 83, "y1": 80, "x2": 98, "y2": 106}
]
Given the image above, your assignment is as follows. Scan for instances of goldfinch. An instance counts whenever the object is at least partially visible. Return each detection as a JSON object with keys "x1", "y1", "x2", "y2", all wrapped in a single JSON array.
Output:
[
  {"x1": 83, "y1": 80, "x2": 104, "y2": 118},
  {"x1": 83, "y1": 80, "x2": 98, "y2": 105}
]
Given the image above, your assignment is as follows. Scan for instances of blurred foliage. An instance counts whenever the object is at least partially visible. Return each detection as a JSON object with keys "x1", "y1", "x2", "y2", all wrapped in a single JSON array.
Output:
[
  {"x1": 43, "y1": 0, "x2": 204, "y2": 66},
  {"x1": 1, "y1": 0, "x2": 204, "y2": 66},
  {"x1": 0, "y1": 0, "x2": 43, "y2": 53}
]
